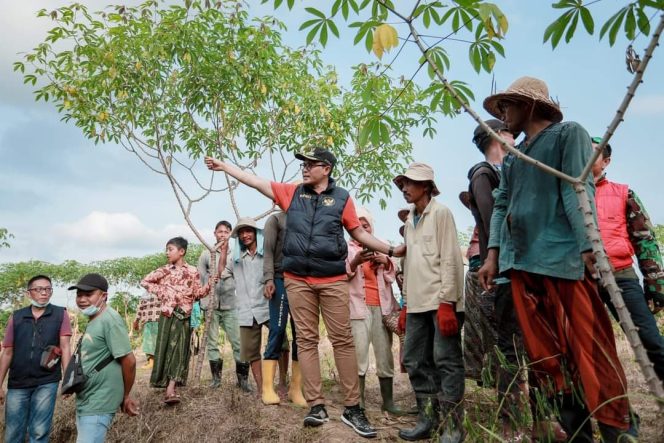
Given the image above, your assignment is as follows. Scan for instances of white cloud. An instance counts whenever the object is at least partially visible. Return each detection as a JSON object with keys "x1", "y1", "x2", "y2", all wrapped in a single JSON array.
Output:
[
  {"x1": 48, "y1": 211, "x2": 211, "y2": 261},
  {"x1": 629, "y1": 95, "x2": 664, "y2": 115}
]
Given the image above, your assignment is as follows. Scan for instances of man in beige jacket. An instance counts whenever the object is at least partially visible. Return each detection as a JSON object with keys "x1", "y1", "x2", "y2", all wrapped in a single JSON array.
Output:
[{"x1": 395, "y1": 163, "x2": 465, "y2": 443}]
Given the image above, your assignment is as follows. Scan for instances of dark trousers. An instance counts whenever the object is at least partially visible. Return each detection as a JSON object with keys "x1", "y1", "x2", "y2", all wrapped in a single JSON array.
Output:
[
  {"x1": 493, "y1": 283, "x2": 525, "y2": 418},
  {"x1": 264, "y1": 277, "x2": 298, "y2": 361},
  {"x1": 403, "y1": 309, "x2": 465, "y2": 423},
  {"x1": 600, "y1": 277, "x2": 664, "y2": 383}
]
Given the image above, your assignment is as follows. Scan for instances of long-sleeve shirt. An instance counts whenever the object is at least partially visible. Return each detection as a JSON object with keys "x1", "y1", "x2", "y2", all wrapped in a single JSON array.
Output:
[
  {"x1": 621, "y1": 183, "x2": 663, "y2": 295},
  {"x1": 402, "y1": 198, "x2": 464, "y2": 313},
  {"x1": 262, "y1": 212, "x2": 286, "y2": 283},
  {"x1": 488, "y1": 121, "x2": 595, "y2": 280},
  {"x1": 197, "y1": 247, "x2": 236, "y2": 310},
  {"x1": 140, "y1": 264, "x2": 209, "y2": 317},
  {"x1": 346, "y1": 239, "x2": 399, "y2": 319},
  {"x1": 228, "y1": 248, "x2": 269, "y2": 327}
]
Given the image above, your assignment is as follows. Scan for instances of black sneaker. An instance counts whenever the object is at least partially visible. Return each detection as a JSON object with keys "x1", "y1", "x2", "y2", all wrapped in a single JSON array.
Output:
[
  {"x1": 303, "y1": 404, "x2": 329, "y2": 427},
  {"x1": 341, "y1": 405, "x2": 377, "y2": 438}
]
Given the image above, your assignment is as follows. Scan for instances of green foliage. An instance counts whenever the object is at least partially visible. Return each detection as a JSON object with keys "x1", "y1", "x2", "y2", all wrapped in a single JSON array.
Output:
[
  {"x1": 0, "y1": 244, "x2": 204, "y2": 306},
  {"x1": 655, "y1": 224, "x2": 664, "y2": 249},
  {"x1": 0, "y1": 228, "x2": 13, "y2": 249},
  {"x1": 544, "y1": 0, "x2": 664, "y2": 48},
  {"x1": 17, "y1": 0, "x2": 432, "y2": 212}
]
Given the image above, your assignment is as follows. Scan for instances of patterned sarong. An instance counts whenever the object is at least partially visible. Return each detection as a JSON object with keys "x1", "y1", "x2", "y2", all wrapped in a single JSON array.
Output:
[
  {"x1": 151, "y1": 312, "x2": 192, "y2": 387},
  {"x1": 510, "y1": 270, "x2": 630, "y2": 430},
  {"x1": 463, "y1": 270, "x2": 498, "y2": 383}
]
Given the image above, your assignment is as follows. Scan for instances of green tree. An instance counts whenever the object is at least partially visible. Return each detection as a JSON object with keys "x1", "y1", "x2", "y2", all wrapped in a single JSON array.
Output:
[
  {"x1": 0, "y1": 244, "x2": 204, "y2": 307},
  {"x1": 0, "y1": 228, "x2": 13, "y2": 249},
  {"x1": 655, "y1": 224, "x2": 664, "y2": 249}
]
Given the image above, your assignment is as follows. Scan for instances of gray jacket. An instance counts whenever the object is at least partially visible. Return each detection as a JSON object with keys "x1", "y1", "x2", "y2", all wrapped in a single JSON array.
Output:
[{"x1": 198, "y1": 247, "x2": 236, "y2": 310}]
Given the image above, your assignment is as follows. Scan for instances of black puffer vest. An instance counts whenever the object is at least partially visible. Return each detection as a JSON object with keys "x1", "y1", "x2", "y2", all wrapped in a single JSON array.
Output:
[
  {"x1": 283, "y1": 179, "x2": 349, "y2": 277},
  {"x1": 8, "y1": 304, "x2": 65, "y2": 389}
]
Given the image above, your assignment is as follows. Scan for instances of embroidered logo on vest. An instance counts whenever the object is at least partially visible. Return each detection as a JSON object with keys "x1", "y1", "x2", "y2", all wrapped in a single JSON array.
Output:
[{"x1": 322, "y1": 196, "x2": 335, "y2": 206}]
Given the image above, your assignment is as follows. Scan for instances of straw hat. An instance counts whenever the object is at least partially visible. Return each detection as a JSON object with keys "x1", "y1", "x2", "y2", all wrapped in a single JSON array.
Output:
[
  {"x1": 483, "y1": 76, "x2": 563, "y2": 123},
  {"x1": 393, "y1": 162, "x2": 440, "y2": 196}
]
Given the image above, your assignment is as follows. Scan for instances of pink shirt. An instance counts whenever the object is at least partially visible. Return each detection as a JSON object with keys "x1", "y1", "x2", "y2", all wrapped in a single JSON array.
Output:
[
  {"x1": 346, "y1": 240, "x2": 398, "y2": 320},
  {"x1": 2, "y1": 307, "x2": 72, "y2": 347}
]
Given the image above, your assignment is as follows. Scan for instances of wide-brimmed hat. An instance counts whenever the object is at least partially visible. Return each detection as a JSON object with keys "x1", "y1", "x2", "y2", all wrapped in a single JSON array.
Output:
[
  {"x1": 483, "y1": 76, "x2": 563, "y2": 123},
  {"x1": 68, "y1": 273, "x2": 109, "y2": 292},
  {"x1": 458, "y1": 191, "x2": 472, "y2": 210},
  {"x1": 397, "y1": 208, "x2": 410, "y2": 223},
  {"x1": 393, "y1": 162, "x2": 440, "y2": 196},
  {"x1": 231, "y1": 217, "x2": 260, "y2": 238}
]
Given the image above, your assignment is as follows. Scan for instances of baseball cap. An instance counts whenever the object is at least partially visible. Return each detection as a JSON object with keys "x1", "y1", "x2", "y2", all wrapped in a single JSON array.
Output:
[
  {"x1": 472, "y1": 119, "x2": 508, "y2": 152},
  {"x1": 68, "y1": 273, "x2": 109, "y2": 292},
  {"x1": 295, "y1": 147, "x2": 337, "y2": 169}
]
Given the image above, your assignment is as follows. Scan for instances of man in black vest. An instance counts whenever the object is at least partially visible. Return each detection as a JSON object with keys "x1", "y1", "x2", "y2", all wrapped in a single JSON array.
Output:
[
  {"x1": 206, "y1": 148, "x2": 404, "y2": 439},
  {"x1": 0, "y1": 275, "x2": 72, "y2": 443}
]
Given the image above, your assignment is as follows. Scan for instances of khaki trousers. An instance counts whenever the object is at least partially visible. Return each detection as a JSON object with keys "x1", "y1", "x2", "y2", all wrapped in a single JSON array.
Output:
[
  {"x1": 286, "y1": 278, "x2": 360, "y2": 407},
  {"x1": 351, "y1": 306, "x2": 394, "y2": 378}
]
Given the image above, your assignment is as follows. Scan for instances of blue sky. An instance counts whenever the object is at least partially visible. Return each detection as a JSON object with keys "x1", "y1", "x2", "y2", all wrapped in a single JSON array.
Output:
[{"x1": 1, "y1": 0, "x2": 662, "y2": 272}]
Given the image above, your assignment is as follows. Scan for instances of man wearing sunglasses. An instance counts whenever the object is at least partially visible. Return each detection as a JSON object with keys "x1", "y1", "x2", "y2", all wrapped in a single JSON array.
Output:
[
  {"x1": 205, "y1": 148, "x2": 405, "y2": 439},
  {"x1": 0, "y1": 275, "x2": 72, "y2": 443},
  {"x1": 591, "y1": 137, "x2": 664, "y2": 385}
]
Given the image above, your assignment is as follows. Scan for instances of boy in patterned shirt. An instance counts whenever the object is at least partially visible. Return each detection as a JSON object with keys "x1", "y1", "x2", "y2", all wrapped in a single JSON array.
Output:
[{"x1": 141, "y1": 237, "x2": 215, "y2": 404}]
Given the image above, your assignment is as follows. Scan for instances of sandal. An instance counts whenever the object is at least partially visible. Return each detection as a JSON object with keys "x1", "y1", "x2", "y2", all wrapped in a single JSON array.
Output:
[{"x1": 164, "y1": 393, "x2": 181, "y2": 405}]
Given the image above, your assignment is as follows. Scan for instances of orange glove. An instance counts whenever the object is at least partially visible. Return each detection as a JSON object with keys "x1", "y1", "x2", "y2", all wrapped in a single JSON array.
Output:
[
  {"x1": 437, "y1": 303, "x2": 458, "y2": 337},
  {"x1": 397, "y1": 306, "x2": 407, "y2": 334}
]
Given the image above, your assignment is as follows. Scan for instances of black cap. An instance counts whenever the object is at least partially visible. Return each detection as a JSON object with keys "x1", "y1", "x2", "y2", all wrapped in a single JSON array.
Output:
[
  {"x1": 472, "y1": 119, "x2": 508, "y2": 153},
  {"x1": 68, "y1": 273, "x2": 109, "y2": 292},
  {"x1": 295, "y1": 147, "x2": 337, "y2": 169}
]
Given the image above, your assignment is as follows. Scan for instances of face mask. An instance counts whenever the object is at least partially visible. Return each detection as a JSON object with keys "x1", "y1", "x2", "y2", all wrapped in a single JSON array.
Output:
[
  {"x1": 31, "y1": 299, "x2": 49, "y2": 308},
  {"x1": 81, "y1": 298, "x2": 104, "y2": 317}
]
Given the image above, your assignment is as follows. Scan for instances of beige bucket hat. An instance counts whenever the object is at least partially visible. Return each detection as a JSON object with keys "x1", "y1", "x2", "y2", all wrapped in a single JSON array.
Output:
[
  {"x1": 393, "y1": 162, "x2": 440, "y2": 196},
  {"x1": 231, "y1": 217, "x2": 260, "y2": 238},
  {"x1": 483, "y1": 76, "x2": 563, "y2": 123}
]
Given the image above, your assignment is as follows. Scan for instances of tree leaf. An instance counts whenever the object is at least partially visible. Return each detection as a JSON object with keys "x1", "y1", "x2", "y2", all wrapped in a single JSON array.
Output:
[
  {"x1": 636, "y1": 7, "x2": 651, "y2": 36},
  {"x1": 579, "y1": 7, "x2": 594, "y2": 34},
  {"x1": 305, "y1": 7, "x2": 326, "y2": 19}
]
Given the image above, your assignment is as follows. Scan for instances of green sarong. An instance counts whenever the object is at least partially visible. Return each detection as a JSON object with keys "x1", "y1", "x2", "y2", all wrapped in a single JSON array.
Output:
[
  {"x1": 151, "y1": 312, "x2": 192, "y2": 387},
  {"x1": 142, "y1": 321, "x2": 159, "y2": 356}
]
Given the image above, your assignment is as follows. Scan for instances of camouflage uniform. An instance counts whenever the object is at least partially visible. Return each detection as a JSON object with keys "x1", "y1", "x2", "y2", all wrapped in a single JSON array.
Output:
[
  {"x1": 625, "y1": 189, "x2": 664, "y2": 304},
  {"x1": 597, "y1": 176, "x2": 664, "y2": 383}
]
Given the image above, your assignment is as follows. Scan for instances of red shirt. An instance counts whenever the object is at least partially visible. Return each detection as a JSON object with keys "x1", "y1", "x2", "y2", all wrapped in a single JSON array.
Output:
[{"x1": 271, "y1": 181, "x2": 361, "y2": 284}]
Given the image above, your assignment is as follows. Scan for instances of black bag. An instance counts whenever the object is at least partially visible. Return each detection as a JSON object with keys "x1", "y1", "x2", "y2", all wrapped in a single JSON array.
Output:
[{"x1": 61, "y1": 336, "x2": 114, "y2": 395}]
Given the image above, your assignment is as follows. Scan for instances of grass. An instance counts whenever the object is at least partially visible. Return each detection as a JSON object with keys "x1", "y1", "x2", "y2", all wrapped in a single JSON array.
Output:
[{"x1": 1, "y1": 316, "x2": 663, "y2": 442}]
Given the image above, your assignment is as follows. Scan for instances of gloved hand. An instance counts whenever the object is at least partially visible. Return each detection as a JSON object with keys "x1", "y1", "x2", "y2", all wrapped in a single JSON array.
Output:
[
  {"x1": 437, "y1": 303, "x2": 458, "y2": 337},
  {"x1": 397, "y1": 306, "x2": 407, "y2": 334}
]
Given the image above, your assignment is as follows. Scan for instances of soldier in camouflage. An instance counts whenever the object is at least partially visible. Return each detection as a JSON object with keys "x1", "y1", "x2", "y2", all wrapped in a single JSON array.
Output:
[{"x1": 592, "y1": 137, "x2": 664, "y2": 384}]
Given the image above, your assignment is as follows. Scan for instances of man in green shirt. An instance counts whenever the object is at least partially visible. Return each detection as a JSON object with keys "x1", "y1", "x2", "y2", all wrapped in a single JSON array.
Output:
[
  {"x1": 69, "y1": 273, "x2": 139, "y2": 443},
  {"x1": 479, "y1": 77, "x2": 637, "y2": 442}
]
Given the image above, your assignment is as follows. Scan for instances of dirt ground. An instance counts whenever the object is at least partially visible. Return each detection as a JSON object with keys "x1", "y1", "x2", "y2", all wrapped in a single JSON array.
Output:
[{"x1": 2, "y1": 321, "x2": 664, "y2": 442}]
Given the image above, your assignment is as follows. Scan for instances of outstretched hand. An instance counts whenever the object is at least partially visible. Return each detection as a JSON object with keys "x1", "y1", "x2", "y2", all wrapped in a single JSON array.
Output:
[{"x1": 205, "y1": 157, "x2": 225, "y2": 171}]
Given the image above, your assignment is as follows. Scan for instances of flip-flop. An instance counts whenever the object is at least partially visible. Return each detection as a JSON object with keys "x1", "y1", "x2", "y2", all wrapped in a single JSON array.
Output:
[{"x1": 164, "y1": 393, "x2": 181, "y2": 405}]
